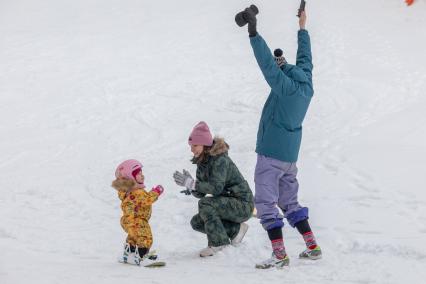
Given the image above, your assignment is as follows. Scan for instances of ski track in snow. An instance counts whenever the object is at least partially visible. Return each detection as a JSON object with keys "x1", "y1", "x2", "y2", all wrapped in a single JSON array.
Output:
[{"x1": 1, "y1": 0, "x2": 426, "y2": 283}]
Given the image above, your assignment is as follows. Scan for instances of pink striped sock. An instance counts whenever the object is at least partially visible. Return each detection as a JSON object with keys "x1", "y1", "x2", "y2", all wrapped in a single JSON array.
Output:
[
  {"x1": 271, "y1": 238, "x2": 286, "y2": 259},
  {"x1": 303, "y1": 231, "x2": 318, "y2": 250}
]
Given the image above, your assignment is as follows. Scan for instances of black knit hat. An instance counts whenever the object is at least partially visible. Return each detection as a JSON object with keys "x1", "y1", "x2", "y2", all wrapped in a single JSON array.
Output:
[{"x1": 274, "y1": 48, "x2": 287, "y2": 67}]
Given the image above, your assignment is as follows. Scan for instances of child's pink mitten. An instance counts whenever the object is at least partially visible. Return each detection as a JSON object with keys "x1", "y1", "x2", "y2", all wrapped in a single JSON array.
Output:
[{"x1": 152, "y1": 185, "x2": 164, "y2": 196}]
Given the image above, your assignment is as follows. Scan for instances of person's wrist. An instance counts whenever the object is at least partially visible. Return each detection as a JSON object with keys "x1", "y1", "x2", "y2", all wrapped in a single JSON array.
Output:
[
  {"x1": 152, "y1": 186, "x2": 163, "y2": 196},
  {"x1": 185, "y1": 178, "x2": 194, "y2": 189},
  {"x1": 248, "y1": 24, "x2": 257, "y2": 37}
]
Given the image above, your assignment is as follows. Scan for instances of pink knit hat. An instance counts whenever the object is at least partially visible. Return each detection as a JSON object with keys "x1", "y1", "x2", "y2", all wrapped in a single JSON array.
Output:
[{"x1": 188, "y1": 121, "x2": 213, "y2": 146}]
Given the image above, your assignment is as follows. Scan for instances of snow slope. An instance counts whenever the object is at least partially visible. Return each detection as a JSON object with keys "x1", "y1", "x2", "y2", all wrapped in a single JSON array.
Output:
[{"x1": 1, "y1": 0, "x2": 426, "y2": 283}]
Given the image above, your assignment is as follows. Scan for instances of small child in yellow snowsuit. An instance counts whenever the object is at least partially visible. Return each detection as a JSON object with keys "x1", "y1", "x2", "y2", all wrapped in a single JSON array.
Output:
[{"x1": 112, "y1": 159, "x2": 164, "y2": 263}]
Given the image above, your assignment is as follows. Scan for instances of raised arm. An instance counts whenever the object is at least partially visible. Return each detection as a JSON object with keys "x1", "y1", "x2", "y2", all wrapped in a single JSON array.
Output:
[
  {"x1": 250, "y1": 34, "x2": 297, "y2": 95},
  {"x1": 236, "y1": 5, "x2": 297, "y2": 95},
  {"x1": 296, "y1": 11, "x2": 313, "y2": 79},
  {"x1": 134, "y1": 189, "x2": 160, "y2": 206}
]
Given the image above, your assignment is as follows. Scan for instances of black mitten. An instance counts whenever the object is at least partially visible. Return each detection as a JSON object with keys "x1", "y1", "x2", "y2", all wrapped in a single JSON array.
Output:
[
  {"x1": 235, "y1": 5, "x2": 258, "y2": 37},
  {"x1": 243, "y1": 6, "x2": 258, "y2": 37}
]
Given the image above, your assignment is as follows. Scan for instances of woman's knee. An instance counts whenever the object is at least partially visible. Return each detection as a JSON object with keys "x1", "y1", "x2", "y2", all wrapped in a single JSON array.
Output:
[
  {"x1": 198, "y1": 198, "x2": 218, "y2": 219},
  {"x1": 198, "y1": 196, "x2": 214, "y2": 211},
  {"x1": 190, "y1": 214, "x2": 202, "y2": 229}
]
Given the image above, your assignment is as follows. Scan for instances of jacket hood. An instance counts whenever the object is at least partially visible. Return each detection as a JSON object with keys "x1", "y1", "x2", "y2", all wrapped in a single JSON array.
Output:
[
  {"x1": 209, "y1": 137, "x2": 229, "y2": 156},
  {"x1": 111, "y1": 178, "x2": 137, "y2": 192},
  {"x1": 281, "y1": 64, "x2": 308, "y2": 83}
]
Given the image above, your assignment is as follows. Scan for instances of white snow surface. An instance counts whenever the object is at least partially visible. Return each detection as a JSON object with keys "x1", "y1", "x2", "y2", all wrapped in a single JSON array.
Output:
[{"x1": 1, "y1": 0, "x2": 426, "y2": 283}]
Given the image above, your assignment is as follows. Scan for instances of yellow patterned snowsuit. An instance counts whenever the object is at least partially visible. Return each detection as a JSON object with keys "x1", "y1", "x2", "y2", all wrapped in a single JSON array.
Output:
[{"x1": 112, "y1": 178, "x2": 160, "y2": 249}]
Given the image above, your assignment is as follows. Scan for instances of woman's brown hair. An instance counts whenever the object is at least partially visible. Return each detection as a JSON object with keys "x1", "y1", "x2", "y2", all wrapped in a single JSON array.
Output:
[{"x1": 191, "y1": 145, "x2": 213, "y2": 165}]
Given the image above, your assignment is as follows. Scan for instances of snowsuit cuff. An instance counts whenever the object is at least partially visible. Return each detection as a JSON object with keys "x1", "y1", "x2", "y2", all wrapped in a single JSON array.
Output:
[
  {"x1": 261, "y1": 218, "x2": 284, "y2": 231},
  {"x1": 287, "y1": 207, "x2": 309, "y2": 227}
]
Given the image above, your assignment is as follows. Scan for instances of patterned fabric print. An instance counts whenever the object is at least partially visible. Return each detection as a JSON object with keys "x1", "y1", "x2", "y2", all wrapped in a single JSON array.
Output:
[
  {"x1": 123, "y1": 221, "x2": 153, "y2": 248},
  {"x1": 194, "y1": 138, "x2": 254, "y2": 203},
  {"x1": 113, "y1": 178, "x2": 159, "y2": 249},
  {"x1": 191, "y1": 196, "x2": 254, "y2": 247},
  {"x1": 191, "y1": 214, "x2": 240, "y2": 242}
]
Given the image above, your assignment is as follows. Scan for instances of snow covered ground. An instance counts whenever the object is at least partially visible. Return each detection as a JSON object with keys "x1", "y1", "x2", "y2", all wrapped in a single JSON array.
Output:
[{"x1": 1, "y1": 0, "x2": 426, "y2": 283}]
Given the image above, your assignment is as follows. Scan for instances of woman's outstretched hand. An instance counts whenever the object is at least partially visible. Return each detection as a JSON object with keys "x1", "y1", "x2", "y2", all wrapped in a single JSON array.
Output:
[{"x1": 173, "y1": 169, "x2": 195, "y2": 190}]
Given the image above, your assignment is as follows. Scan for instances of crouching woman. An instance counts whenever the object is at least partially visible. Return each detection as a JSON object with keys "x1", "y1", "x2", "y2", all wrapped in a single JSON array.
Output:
[{"x1": 173, "y1": 121, "x2": 254, "y2": 257}]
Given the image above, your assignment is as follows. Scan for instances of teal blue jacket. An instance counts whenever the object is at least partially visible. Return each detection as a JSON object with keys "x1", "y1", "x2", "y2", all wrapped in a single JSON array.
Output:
[{"x1": 250, "y1": 30, "x2": 313, "y2": 162}]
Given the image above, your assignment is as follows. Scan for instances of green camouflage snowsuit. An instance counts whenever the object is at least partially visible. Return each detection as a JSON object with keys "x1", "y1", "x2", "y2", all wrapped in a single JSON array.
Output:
[{"x1": 190, "y1": 138, "x2": 254, "y2": 247}]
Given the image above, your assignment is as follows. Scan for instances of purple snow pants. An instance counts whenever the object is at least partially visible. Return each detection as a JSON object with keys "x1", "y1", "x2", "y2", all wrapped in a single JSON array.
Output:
[{"x1": 254, "y1": 154, "x2": 309, "y2": 230}]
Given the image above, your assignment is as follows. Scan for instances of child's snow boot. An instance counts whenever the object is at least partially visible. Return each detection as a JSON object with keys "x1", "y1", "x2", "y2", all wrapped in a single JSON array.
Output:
[{"x1": 120, "y1": 243, "x2": 141, "y2": 265}]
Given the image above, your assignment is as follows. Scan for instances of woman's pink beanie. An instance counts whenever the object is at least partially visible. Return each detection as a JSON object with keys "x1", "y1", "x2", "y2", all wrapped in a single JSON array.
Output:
[{"x1": 188, "y1": 121, "x2": 213, "y2": 146}]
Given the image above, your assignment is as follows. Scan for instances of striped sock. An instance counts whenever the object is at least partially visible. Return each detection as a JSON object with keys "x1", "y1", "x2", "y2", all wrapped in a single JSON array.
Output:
[
  {"x1": 302, "y1": 231, "x2": 318, "y2": 250},
  {"x1": 271, "y1": 238, "x2": 287, "y2": 259}
]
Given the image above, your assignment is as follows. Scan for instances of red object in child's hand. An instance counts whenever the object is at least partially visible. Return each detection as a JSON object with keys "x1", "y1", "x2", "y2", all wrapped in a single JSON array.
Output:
[
  {"x1": 152, "y1": 185, "x2": 164, "y2": 196},
  {"x1": 406, "y1": 0, "x2": 414, "y2": 6}
]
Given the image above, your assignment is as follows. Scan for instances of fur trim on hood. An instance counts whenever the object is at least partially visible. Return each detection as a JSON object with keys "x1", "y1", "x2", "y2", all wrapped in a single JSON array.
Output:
[
  {"x1": 111, "y1": 178, "x2": 137, "y2": 192},
  {"x1": 209, "y1": 137, "x2": 229, "y2": 156}
]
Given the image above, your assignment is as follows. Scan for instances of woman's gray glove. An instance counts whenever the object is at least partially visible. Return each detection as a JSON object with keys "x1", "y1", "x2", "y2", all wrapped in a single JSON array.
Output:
[{"x1": 173, "y1": 169, "x2": 195, "y2": 191}]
